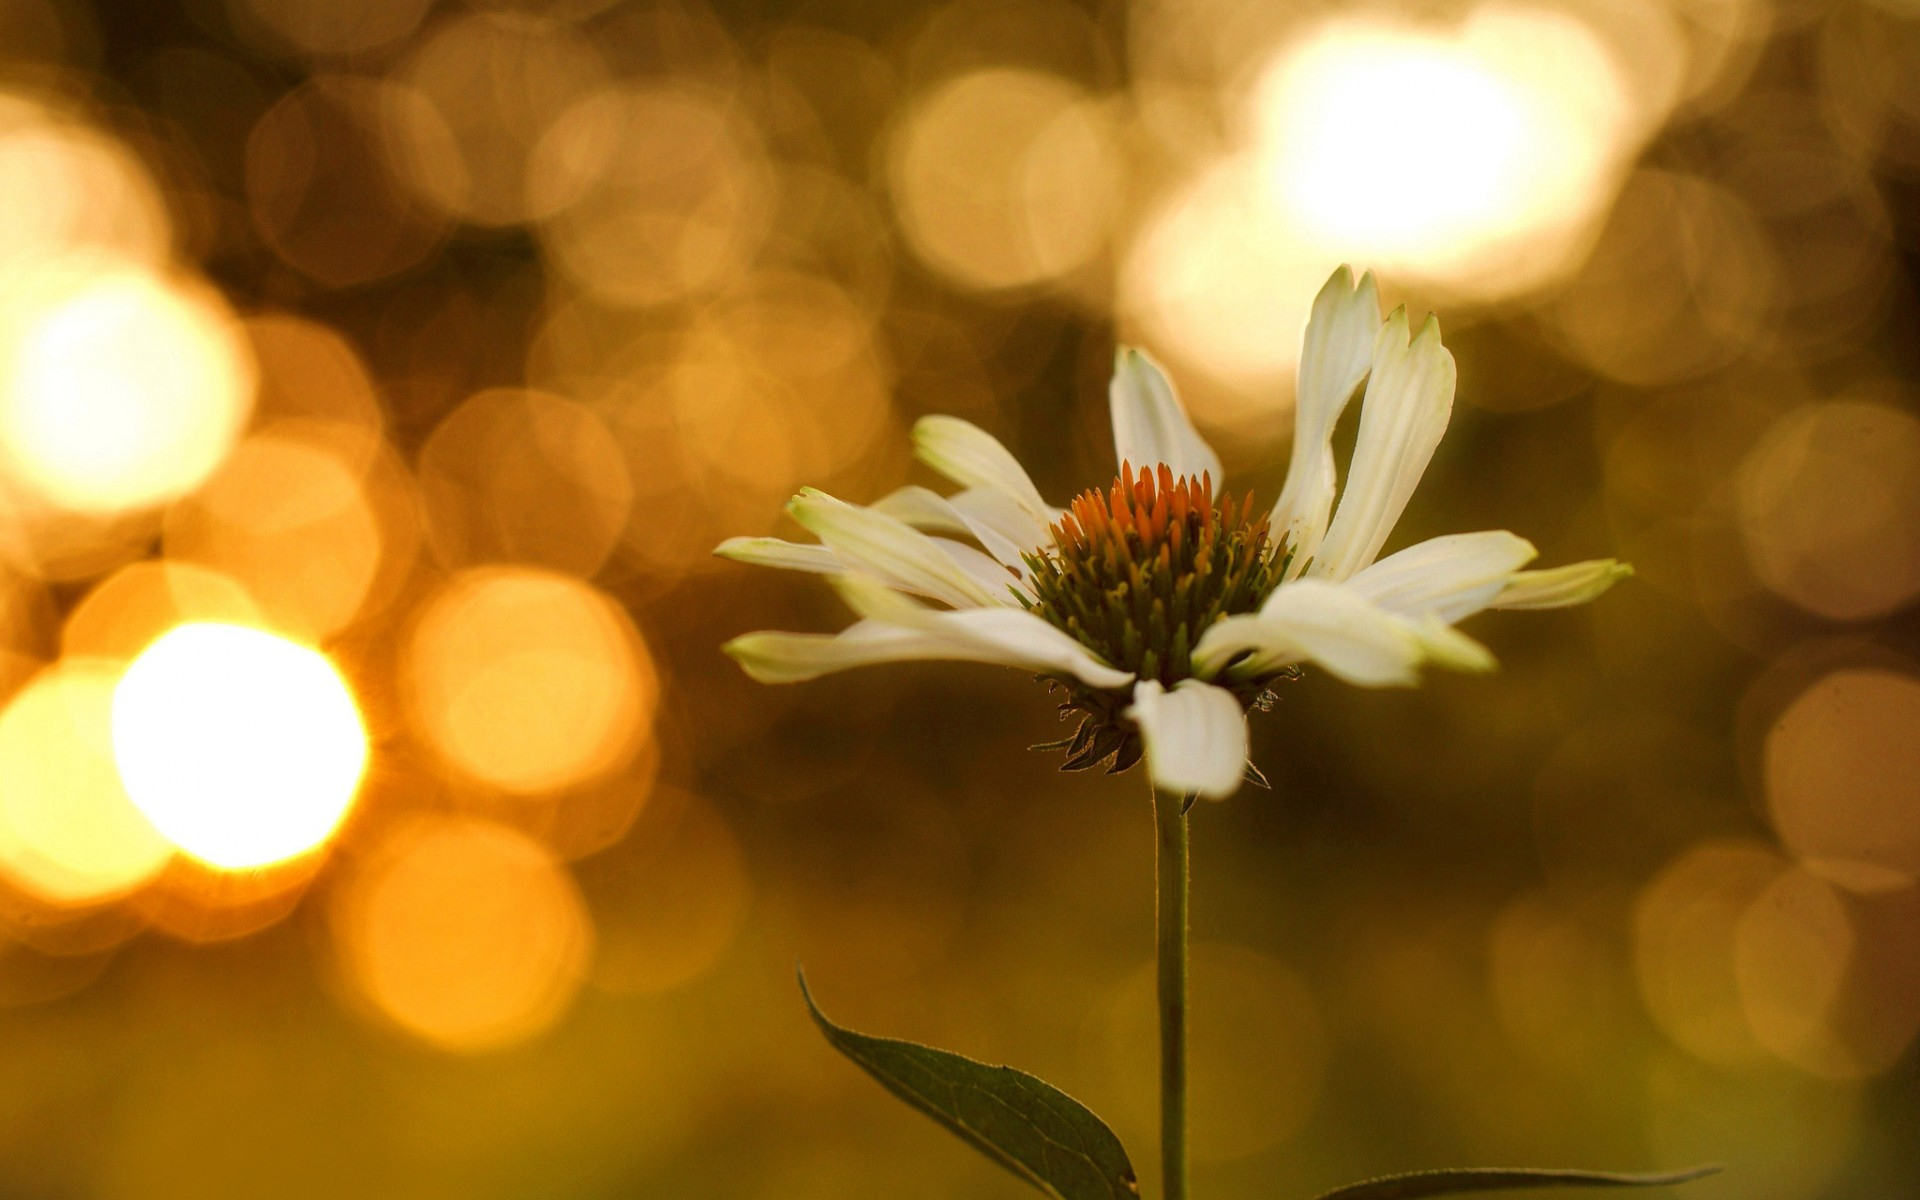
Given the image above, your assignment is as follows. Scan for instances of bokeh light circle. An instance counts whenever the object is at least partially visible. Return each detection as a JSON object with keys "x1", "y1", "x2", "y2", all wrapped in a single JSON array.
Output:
[
  {"x1": 335, "y1": 816, "x2": 591, "y2": 1052},
  {"x1": 0, "y1": 263, "x2": 254, "y2": 514},
  {"x1": 1764, "y1": 667, "x2": 1920, "y2": 892},
  {"x1": 417, "y1": 388, "x2": 633, "y2": 578},
  {"x1": 1253, "y1": 9, "x2": 1629, "y2": 284},
  {"x1": 111, "y1": 622, "x2": 369, "y2": 870},
  {"x1": 1738, "y1": 401, "x2": 1920, "y2": 621},
  {"x1": 404, "y1": 567, "x2": 655, "y2": 795},
  {"x1": 889, "y1": 68, "x2": 1120, "y2": 291},
  {"x1": 0, "y1": 659, "x2": 173, "y2": 905}
]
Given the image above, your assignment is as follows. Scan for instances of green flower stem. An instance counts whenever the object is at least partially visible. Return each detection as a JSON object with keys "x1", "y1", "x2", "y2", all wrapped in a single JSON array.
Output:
[{"x1": 1152, "y1": 781, "x2": 1189, "y2": 1200}]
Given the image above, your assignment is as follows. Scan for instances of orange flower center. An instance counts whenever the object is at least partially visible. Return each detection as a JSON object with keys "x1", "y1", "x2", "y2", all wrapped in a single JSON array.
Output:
[{"x1": 1023, "y1": 463, "x2": 1284, "y2": 686}]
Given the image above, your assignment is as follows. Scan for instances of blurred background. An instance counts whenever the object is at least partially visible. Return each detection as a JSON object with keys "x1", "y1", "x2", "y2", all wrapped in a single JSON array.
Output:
[{"x1": 0, "y1": 0, "x2": 1911, "y2": 1195}]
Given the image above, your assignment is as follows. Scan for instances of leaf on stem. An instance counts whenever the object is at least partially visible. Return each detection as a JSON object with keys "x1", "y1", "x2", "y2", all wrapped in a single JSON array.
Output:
[
  {"x1": 798, "y1": 968, "x2": 1139, "y2": 1199},
  {"x1": 1310, "y1": 1165, "x2": 1723, "y2": 1200}
]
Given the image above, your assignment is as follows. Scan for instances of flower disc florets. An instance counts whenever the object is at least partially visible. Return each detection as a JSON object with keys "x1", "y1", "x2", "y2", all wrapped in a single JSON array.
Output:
[
  {"x1": 1021, "y1": 463, "x2": 1290, "y2": 770},
  {"x1": 1026, "y1": 462, "x2": 1286, "y2": 682}
]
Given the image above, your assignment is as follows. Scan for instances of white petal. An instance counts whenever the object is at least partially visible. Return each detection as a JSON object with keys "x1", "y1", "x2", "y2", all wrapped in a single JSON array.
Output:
[
  {"x1": 872, "y1": 486, "x2": 973, "y2": 536},
  {"x1": 714, "y1": 536, "x2": 843, "y2": 575},
  {"x1": 912, "y1": 416, "x2": 1053, "y2": 521},
  {"x1": 949, "y1": 487, "x2": 1052, "y2": 570},
  {"x1": 1109, "y1": 347, "x2": 1224, "y2": 490},
  {"x1": 1405, "y1": 614, "x2": 1496, "y2": 674},
  {"x1": 724, "y1": 621, "x2": 1003, "y2": 684},
  {"x1": 788, "y1": 488, "x2": 1000, "y2": 609},
  {"x1": 1346, "y1": 531, "x2": 1537, "y2": 622},
  {"x1": 1192, "y1": 580, "x2": 1425, "y2": 686},
  {"x1": 944, "y1": 607, "x2": 1135, "y2": 690},
  {"x1": 1493, "y1": 559, "x2": 1633, "y2": 610},
  {"x1": 934, "y1": 538, "x2": 1024, "y2": 600},
  {"x1": 1310, "y1": 309, "x2": 1455, "y2": 582},
  {"x1": 1126, "y1": 680, "x2": 1248, "y2": 801},
  {"x1": 1271, "y1": 266, "x2": 1380, "y2": 573},
  {"x1": 833, "y1": 574, "x2": 1132, "y2": 690}
]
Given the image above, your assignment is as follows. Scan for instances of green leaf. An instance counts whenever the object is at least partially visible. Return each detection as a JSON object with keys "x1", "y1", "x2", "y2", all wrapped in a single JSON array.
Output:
[
  {"x1": 798, "y1": 968, "x2": 1138, "y2": 1199},
  {"x1": 1310, "y1": 1165, "x2": 1723, "y2": 1200}
]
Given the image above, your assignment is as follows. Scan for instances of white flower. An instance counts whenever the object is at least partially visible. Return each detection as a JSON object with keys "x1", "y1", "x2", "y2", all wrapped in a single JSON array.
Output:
[{"x1": 719, "y1": 265, "x2": 1628, "y2": 800}]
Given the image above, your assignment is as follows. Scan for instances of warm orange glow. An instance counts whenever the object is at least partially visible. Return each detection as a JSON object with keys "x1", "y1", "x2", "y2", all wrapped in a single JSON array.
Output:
[
  {"x1": 230, "y1": 0, "x2": 433, "y2": 56},
  {"x1": 534, "y1": 83, "x2": 771, "y2": 307},
  {"x1": 163, "y1": 433, "x2": 384, "y2": 640},
  {"x1": 1734, "y1": 866, "x2": 1860, "y2": 1077},
  {"x1": 417, "y1": 389, "x2": 633, "y2": 578},
  {"x1": 890, "y1": 68, "x2": 1119, "y2": 291},
  {"x1": 592, "y1": 796, "x2": 750, "y2": 996},
  {"x1": 335, "y1": 816, "x2": 591, "y2": 1052},
  {"x1": 1634, "y1": 840, "x2": 1784, "y2": 1066},
  {"x1": 246, "y1": 76, "x2": 452, "y2": 288},
  {"x1": 0, "y1": 659, "x2": 173, "y2": 905},
  {"x1": 392, "y1": 13, "x2": 612, "y2": 226},
  {"x1": 111, "y1": 622, "x2": 369, "y2": 870},
  {"x1": 1738, "y1": 402, "x2": 1920, "y2": 621},
  {"x1": 1765, "y1": 668, "x2": 1920, "y2": 893},
  {"x1": 405, "y1": 568, "x2": 655, "y2": 795},
  {"x1": 1125, "y1": 7, "x2": 1643, "y2": 402},
  {"x1": 0, "y1": 263, "x2": 254, "y2": 514},
  {"x1": 0, "y1": 100, "x2": 171, "y2": 271},
  {"x1": 63, "y1": 561, "x2": 262, "y2": 663},
  {"x1": 1254, "y1": 9, "x2": 1627, "y2": 282},
  {"x1": 243, "y1": 313, "x2": 386, "y2": 463}
]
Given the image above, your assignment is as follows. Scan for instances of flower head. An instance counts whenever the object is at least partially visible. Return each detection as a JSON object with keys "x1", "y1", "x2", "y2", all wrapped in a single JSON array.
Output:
[{"x1": 718, "y1": 266, "x2": 1628, "y2": 800}]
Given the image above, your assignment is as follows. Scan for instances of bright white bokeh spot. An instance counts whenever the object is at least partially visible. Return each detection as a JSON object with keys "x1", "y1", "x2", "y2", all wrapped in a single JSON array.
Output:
[
  {"x1": 0, "y1": 264, "x2": 253, "y2": 514},
  {"x1": 1255, "y1": 10, "x2": 1628, "y2": 280},
  {"x1": 1124, "y1": 8, "x2": 1640, "y2": 404},
  {"x1": 1269, "y1": 48, "x2": 1523, "y2": 252},
  {"x1": 111, "y1": 622, "x2": 368, "y2": 870}
]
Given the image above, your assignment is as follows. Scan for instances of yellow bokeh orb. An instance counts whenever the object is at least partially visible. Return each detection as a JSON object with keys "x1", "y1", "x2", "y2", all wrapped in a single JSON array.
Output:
[
  {"x1": 110, "y1": 622, "x2": 368, "y2": 870},
  {"x1": 404, "y1": 567, "x2": 655, "y2": 795},
  {"x1": 334, "y1": 816, "x2": 591, "y2": 1052},
  {"x1": 0, "y1": 263, "x2": 254, "y2": 515},
  {"x1": 0, "y1": 659, "x2": 174, "y2": 906},
  {"x1": 1253, "y1": 8, "x2": 1629, "y2": 286}
]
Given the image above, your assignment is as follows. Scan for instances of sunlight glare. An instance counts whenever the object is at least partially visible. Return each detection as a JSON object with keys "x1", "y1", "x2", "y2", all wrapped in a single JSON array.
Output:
[
  {"x1": 1254, "y1": 8, "x2": 1628, "y2": 283},
  {"x1": 111, "y1": 622, "x2": 368, "y2": 870},
  {"x1": 0, "y1": 264, "x2": 253, "y2": 514},
  {"x1": 0, "y1": 660, "x2": 173, "y2": 906},
  {"x1": 336, "y1": 816, "x2": 591, "y2": 1052}
]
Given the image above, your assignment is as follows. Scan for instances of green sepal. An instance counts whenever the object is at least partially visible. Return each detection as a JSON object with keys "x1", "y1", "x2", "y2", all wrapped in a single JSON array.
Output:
[
  {"x1": 798, "y1": 968, "x2": 1139, "y2": 1199},
  {"x1": 1310, "y1": 1165, "x2": 1722, "y2": 1200}
]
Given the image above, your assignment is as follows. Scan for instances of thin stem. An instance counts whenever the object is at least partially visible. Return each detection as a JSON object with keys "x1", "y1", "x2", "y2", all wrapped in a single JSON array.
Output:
[{"x1": 1152, "y1": 781, "x2": 1189, "y2": 1200}]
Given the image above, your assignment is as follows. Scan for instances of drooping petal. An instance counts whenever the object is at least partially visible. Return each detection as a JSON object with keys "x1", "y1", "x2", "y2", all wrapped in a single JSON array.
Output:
[
  {"x1": 1493, "y1": 559, "x2": 1633, "y2": 609},
  {"x1": 1310, "y1": 309, "x2": 1456, "y2": 582},
  {"x1": 872, "y1": 485, "x2": 974, "y2": 536},
  {"x1": 788, "y1": 488, "x2": 1002, "y2": 609},
  {"x1": 1271, "y1": 265, "x2": 1380, "y2": 573},
  {"x1": 949, "y1": 487, "x2": 1053, "y2": 568},
  {"x1": 944, "y1": 607, "x2": 1135, "y2": 690},
  {"x1": 1109, "y1": 347, "x2": 1223, "y2": 490},
  {"x1": 935, "y1": 538, "x2": 1024, "y2": 598},
  {"x1": 912, "y1": 415, "x2": 1053, "y2": 521},
  {"x1": 1125, "y1": 679, "x2": 1248, "y2": 800},
  {"x1": 1192, "y1": 579, "x2": 1426, "y2": 686},
  {"x1": 1346, "y1": 530, "x2": 1537, "y2": 622},
  {"x1": 1404, "y1": 613, "x2": 1497, "y2": 674},
  {"x1": 874, "y1": 484, "x2": 1049, "y2": 573},
  {"x1": 713, "y1": 536, "x2": 843, "y2": 575},
  {"x1": 724, "y1": 621, "x2": 1002, "y2": 684},
  {"x1": 833, "y1": 574, "x2": 1133, "y2": 690}
]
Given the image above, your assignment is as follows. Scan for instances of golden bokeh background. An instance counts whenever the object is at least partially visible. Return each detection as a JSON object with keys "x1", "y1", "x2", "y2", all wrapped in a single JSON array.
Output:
[{"x1": 0, "y1": 0, "x2": 1913, "y2": 1195}]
